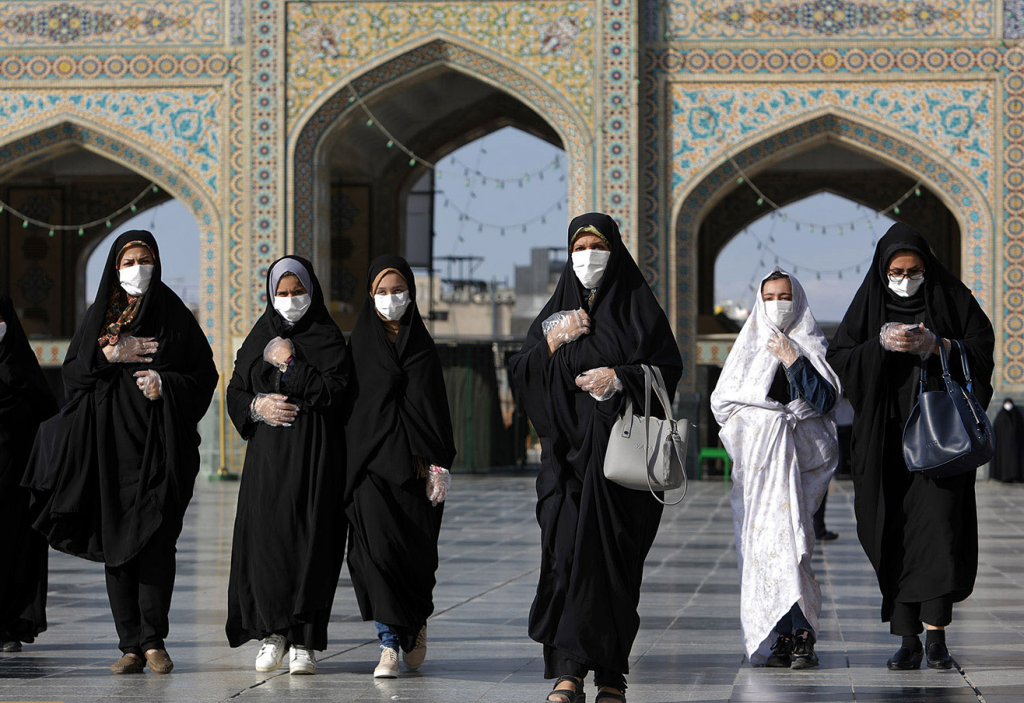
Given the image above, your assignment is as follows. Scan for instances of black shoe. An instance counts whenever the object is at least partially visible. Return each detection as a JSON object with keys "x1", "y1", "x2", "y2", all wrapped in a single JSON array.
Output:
[
  {"x1": 816, "y1": 531, "x2": 839, "y2": 541},
  {"x1": 791, "y1": 634, "x2": 819, "y2": 669},
  {"x1": 545, "y1": 675, "x2": 585, "y2": 703},
  {"x1": 926, "y1": 642, "x2": 953, "y2": 669},
  {"x1": 886, "y1": 645, "x2": 923, "y2": 670},
  {"x1": 766, "y1": 634, "x2": 793, "y2": 667},
  {"x1": 1, "y1": 641, "x2": 21, "y2": 653}
]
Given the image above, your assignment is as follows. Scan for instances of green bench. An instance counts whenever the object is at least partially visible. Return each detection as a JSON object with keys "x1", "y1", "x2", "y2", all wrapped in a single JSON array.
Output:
[{"x1": 697, "y1": 447, "x2": 732, "y2": 482}]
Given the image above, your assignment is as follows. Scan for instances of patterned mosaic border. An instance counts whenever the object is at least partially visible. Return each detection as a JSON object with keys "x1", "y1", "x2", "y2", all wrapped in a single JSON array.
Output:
[
  {"x1": 663, "y1": 0, "x2": 994, "y2": 41},
  {"x1": 0, "y1": 53, "x2": 232, "y2": 81},
  {"x1": 0, "y1": 1, "x2": 224, "y2": 47},
  {"x1": 287, "y1": 38, "x2": 594, "y2": 259}
]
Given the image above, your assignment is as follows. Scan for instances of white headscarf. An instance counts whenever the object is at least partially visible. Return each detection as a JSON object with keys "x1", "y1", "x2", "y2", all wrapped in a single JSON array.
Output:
[
  {"x1": 711, "y1": 269, "x2": 841, "y2": 665},
  {"x1": 712, "y1": 268, "x2": 841, "y2": 421}
]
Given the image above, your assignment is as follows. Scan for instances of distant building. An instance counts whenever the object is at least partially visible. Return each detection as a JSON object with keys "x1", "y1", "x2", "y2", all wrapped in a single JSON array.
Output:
[
  {"x1": 415, "y1": 275, "x2": 514, "y2": 341},
  {"x1": 512, "y1": 248, "x2": 565, "y2": 337}
]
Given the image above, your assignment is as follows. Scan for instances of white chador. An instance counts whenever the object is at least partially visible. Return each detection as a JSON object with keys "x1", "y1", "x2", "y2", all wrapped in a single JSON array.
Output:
[{"x1": 711, "y1": 270, "x2": 841, "y2": 665}]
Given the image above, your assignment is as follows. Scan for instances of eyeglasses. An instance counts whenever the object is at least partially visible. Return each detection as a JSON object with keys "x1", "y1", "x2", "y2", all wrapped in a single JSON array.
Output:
[{"x1": 887, "y1": 270, "x2": 925, "y2": 283}]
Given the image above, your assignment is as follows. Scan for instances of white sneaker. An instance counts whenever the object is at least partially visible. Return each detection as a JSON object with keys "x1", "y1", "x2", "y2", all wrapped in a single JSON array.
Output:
[
  {"x1": 255, "y1": 634, "x2": 288, "y2": 672},
  {"x1": 374, "y1": 646, "x2": 399, "y2": 678},
  {"x1": 403, "y1": 624, "x2": 427, "y2": 670},
  {"x1": 289, "y1": 645, "x2": 317, "y2": 675}
]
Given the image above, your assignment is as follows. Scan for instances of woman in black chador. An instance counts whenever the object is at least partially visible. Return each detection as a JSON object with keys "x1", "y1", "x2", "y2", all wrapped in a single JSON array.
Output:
[
  {"x1": 508, "y1": 213, "x2": 681, "y2": 703},
  {"x1": 226, "y1": 256, "x2": 349, "y2": 676},
  {"x1": 22, "y1": 231, "x2": 218, "y2": 674},
  {"x1": 827, "y1": 223, "x2": 993, "y2": 671},
  {"x1": 344, "y1": 255, "x2": 455, "y2": 679},
  {"x1": 0, "y1": 296, "x2": 58, "y2": 652},
  {"x1": 991, "y1": 399, "x2": 1024, "y2": 482}
]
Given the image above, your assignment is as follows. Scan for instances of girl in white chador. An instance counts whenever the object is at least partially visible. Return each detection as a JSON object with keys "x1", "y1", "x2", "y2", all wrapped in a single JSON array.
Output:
[{"x1": 711, "y1": 269, "x2": 841, "y2": 669}]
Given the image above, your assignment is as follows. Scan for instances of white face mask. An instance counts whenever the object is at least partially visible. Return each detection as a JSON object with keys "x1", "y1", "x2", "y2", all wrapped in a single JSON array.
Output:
[
  {"x1": 119, "y1": 264, "x2": 155, "y2": 296},
  {"x1": 274, "y1": 294, "x2": 311, "y2": 323},
  {"x1": 889, "y1": 275, "x2": 924, "y2": 298},
  {"x1": 375, "y1": 291, "x2": 410, "y2": 321},
  {"x1": 0, "y1": 322, "x2": 6, "y2": 344},
  {"x1": 1005, "y1": 401, "x2": 1015, "y2": 412},
  {"x1": 572, "y1": 249, "x2": 611, "y2": 289},
  {"x1": 763, "y1": 300, "x2": 796, "y2": 330}
]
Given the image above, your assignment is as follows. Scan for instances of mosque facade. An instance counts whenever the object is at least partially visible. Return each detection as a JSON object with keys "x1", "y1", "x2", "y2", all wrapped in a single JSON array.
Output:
[{"x1": 0, "y1": 0, "x2": 1021, "y2": 398}]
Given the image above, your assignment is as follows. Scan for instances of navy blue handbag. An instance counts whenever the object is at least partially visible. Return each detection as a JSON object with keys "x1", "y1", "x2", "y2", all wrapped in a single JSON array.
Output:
[{"x1": 902, "y1": 340, "x2": 993, "y2": 478}]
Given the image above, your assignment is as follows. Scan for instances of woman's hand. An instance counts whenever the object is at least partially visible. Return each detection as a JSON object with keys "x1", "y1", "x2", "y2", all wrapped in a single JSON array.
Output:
[
  {"x1": 880, "y1": 322, "x2": 942, "y2": 357},
  {"x1": 250, "y1": 392, "x2": 299, "y2": 427},
  {"x1": 263, "y1": 337, "x2": 294, "y2": 366},
  {"x1": 102, "y1": 336, "x2": 158, "y2": 363},
  {"x1": 133, "y1": 370, "x2": 162, "y2": 400},
  {"x1": 542, "y1": 309, "x2": 591, "y2": 356},
  {"x1": 766, "y1": 333, "x2": 799, "y2": 367},
  {"x1": 427, "y1": 466, "x2": 451, "y2": 506},
  {"x1": 575, "y1": 367, "x2": 622, "y2": 401}
]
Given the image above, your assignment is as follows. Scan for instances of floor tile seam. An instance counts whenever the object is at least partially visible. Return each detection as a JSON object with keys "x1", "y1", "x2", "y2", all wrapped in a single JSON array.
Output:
[
  {"x1": 631, "y1": 491, "x2": 739, "y2": 669},
  {"x1": 645, "y1": 487, "x2": 735, "y2": 579},
  {"x1": 819, "y1": 507, "x2": 856, "y2": 699}
]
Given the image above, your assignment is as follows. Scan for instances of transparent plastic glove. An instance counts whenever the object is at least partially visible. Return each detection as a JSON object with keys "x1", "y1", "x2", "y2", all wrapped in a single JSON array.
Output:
[
  {"x1": 766, "y1": 333, "x2": 799, "y2": 367},
  {"x1": 880, "y1": 322, "x2": 938, "y2": 357},
  {"x1": 250, "y1": 392, "x2": 299, "y2": 427},
  {"x1": 104, "y1": 336, "x2": 158, "y2": 363},
  {"x1": 133, "y1": 370, "x2": 162, "y2": 400},
  {"x1": 542, "y1": 309, "x2": 591, "y2": 352},
  {"x1": 263, "y1": 336, "x2": 294, "y2": 366},
  {"x1": 575, "y1": 367, "x2": 623, "y2": 401},
  {"x1": 427, "y1": 466, "x2": 451, "y2": 506}
]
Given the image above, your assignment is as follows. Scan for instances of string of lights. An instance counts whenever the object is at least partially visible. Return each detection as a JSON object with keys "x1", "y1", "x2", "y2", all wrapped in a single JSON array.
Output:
[
  {"x1": 724, "y1": 154, "x2": 925, "y2": 232},
  {"x1": 0, "y1": 183, "x2": 160, "y2": 237},
  {"x1": 740, "y1": 226, "x2": 876, "y2": 289},
  {"x1": 441, "y1": 190, "x2": 569, "y2": 236}
]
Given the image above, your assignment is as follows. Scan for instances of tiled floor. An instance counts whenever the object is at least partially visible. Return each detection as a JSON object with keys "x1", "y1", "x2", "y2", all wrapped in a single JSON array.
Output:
[{"x1": 1, "y1": 476, "x2": 1022, "y2": 702}]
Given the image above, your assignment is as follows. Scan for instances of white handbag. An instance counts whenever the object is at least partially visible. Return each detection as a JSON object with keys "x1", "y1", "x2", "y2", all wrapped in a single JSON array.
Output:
[{"x1": 602, "y1": 364, "x2": 689, "y2": 506}]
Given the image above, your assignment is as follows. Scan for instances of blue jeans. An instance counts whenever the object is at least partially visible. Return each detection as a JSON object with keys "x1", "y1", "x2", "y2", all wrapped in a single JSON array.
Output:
[
  {"x1": 776, "y1": 603, "x2": 812, "y2": 637},
  {"x1": 375, "y1": 621, "x2": 400, "y2": 650}
]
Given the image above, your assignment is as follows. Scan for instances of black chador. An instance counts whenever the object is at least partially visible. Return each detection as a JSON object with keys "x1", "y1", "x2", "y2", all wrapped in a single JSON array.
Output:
[
  {"x1": 0, "y1": 296, "x2": 58, "y2": 649},
  {"x1": 827, "y1": 223, "x2": 994, "y2": 632},
  {"x1": 991, "y1": 399, "x2": 1024, "y2": 483},
  {"x1": 343, "y1": 255, "x2": 456, "y2": 653},
  {"x1": 225, "y1": 256, "x2": 349, "y2": 651},
  {"x1": 22, "y1": 231, "x2": 218, "y2": 660},
  {"x1": 508, "y1": 213, "x2": 682, "y2": 688}
]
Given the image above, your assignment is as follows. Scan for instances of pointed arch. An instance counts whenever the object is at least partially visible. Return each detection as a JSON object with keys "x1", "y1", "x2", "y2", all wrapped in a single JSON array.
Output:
[
  {"x1": 287, "y1": 34, "x2": 594, "y2": 264},
  {"x1": 0, "y1": 117, "x2": 225, "y2": 351},
  {"x1": 670, "y1": 110, "x2": 994, "y2": 389}
]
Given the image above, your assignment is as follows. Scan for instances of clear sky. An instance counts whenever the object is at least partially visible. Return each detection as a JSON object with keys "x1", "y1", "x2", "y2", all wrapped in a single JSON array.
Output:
[
  {"x1": 89, "y1": 126, "x2": 895, "y2": 324},
  {"x1": 714, "y1": 194, "x2": 896, "y2": 322},
  {"x1": 85, "y1": 200, "x2": 200, "y2": 307}
]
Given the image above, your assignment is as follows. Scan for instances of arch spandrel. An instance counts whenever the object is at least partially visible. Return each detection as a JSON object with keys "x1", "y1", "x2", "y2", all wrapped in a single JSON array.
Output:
[
  {"x1": 670, "y1": 109, "x2": 996, "y2": 391},
  {"x1": 0, "y1": 115, "x2": 226, "y2": 358},
  {"x1": 287, "y1": 36, "x2": 596, "y2": 263}
]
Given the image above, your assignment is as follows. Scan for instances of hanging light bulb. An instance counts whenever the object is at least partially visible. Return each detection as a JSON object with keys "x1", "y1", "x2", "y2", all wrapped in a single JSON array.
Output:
[
  {"x1": 386, "y1": 140, "x2": 394, "y2": 148},
  {"x1": 756, "y1": 198, "x2": 763, "y2": 206},
  {"x1": 131, "y1": 204, "x2": 137, "y2": 212},
  {"x1": 48, "y1": 229, "x2": 54, "y2": 237},
  {"x1": 894, "y1": 206, "x2": 900, "y2": 215},
  {"x1": 22, "y1": 220, "x2": 28, "y2": 228},
  {"x1": 915, "y1": 187, "x2": 921, "y2": 197},
  {"x1": 78, "y1": 228, "x2": 84, "y2": 236}
]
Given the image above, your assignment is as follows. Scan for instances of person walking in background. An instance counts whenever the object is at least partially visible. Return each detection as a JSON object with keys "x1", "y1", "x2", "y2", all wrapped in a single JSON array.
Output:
[
  {"x1": 225, "y1": 256, "x2": 349, "y2": 676},
  {"x1": 508, "y1": 213, "x2": 681, "y2": 703},
  {"x1": 712, "y1": 269, "x2": 840, "y2": 669},
  {"x1": 343, "y1": 255, "x2": 455, "y2": 679},
  {"x1": 827, "y1": 223, "x2": 993, "y2": 671},
  {"x1": 22, "y1": 231, "x2": 218, "y2": 675},
  {"x1": 991, "y1": 399, "x2": 1024, "y2": 483},
  {"x1": 0, "y1": 296, "x2": 58, "y2": 653},
  {"x1": 815, "y1": 399, "x2": 854, "y2": 542}
]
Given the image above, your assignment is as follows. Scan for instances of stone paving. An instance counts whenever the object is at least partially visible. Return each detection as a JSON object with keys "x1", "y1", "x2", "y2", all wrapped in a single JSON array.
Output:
[{"x1": 1, "y1": 476, "x2": 1023, "y2": 703}]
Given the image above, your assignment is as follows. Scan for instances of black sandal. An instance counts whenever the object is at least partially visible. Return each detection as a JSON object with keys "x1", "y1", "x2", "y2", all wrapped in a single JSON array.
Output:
[
  {"x1": 546, "y1": 675, "x2": 585, "y2": 703},
  {"x1": 595, "y1": 691, "x2": 626, "y2": 703}
]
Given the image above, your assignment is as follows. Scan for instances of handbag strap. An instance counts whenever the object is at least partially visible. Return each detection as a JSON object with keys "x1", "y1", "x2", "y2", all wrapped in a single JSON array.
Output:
[
  {"x1": 953, "y1": 340, "x2": 974, "y2": 394},
  {"x1": 640, "y1": 364, "x2": 687, "y2": 506}
]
